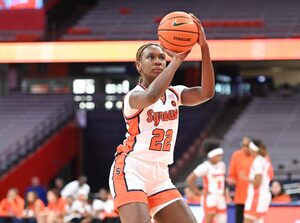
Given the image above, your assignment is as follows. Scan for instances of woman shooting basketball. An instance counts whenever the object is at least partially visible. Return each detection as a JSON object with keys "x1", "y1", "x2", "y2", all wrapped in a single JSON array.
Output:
[{"x1": 109, "y1": 14, "x2": 215, "y2": 223}]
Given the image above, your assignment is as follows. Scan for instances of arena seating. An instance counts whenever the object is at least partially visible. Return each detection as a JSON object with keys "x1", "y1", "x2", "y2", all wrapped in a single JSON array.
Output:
[
  {"x1": 0, "y1": 94, "x2": 74, "y2": 174},
  {"x1": 0, "y1": 9, "x2": 45, "y2": 42},
  {"x1": 221, "y1": 93, "x2": 300, "y2": 178},
  {"x1": 61, "y1": 0, "x2": 300, "y2": 40}
]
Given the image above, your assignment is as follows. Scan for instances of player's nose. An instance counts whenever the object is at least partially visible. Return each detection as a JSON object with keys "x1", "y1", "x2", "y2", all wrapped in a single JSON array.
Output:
[{"x1": 154, "y1": 57, "x2": 162, "y2": 65}]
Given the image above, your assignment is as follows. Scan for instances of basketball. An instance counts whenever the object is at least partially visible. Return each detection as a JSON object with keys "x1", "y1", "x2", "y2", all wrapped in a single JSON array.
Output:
[{"x1": 158, "y1": 11, "x2": 199, "y2": 53}]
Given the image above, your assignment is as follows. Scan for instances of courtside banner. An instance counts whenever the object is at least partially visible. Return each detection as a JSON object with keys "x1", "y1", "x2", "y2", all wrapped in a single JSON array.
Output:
[{"x1": 0, "y1": 39, "x2": 300, "y2": 63}]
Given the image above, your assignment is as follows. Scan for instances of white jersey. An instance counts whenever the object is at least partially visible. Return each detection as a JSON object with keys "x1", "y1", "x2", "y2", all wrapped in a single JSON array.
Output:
[
  {"x1": 117, "y1": 84, "x2": 186, "y2": 165},
  {"x1": 247, "y1": 155, "x2": 271, "y2": 195},
  {"x1": 244, "y1": 155, "x2": 272, "y2": 217},
  {"x1": 193, "y1": 161, "x2": 226, "y2": 195}
]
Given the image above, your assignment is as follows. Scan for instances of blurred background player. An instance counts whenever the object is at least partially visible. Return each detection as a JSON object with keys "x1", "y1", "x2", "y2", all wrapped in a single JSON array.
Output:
[
  {"x1": 240, "y1": 140, "x2": 273, "y2": 223},
  {"x1": 186, "y1": 139, "x2": 227, "y2": 223},
  {"x1": 227, "y1": 136, "x2": 254, "y2": 223}
]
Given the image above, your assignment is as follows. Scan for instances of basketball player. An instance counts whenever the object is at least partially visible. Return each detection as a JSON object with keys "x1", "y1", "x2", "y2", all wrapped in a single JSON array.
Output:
[
  {"x1": 186, "y1": 139, "x2": 227, "y2": 223},
  {"x1": 108, "y1": 14, "x2": 215, "y2": 223},
  {"x1": 240, "y1": 140, "x2": 273, "y2": 223}
]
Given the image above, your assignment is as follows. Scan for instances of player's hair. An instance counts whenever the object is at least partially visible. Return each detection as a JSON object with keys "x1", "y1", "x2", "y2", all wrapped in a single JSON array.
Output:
[
  {"x1": 202, "y1": 138, "x2": 221, "y2": 155},
  {"x1": 259, "y1": 142, "x2": 268, "y2": 157},
  {"x1": 251, "y1": 139, "x2": 266, "y2": 155},
  {"x1": 135, "y1": 43, "x2": 164, "y2": 83},
  {"x1": 135, "y1": 43, "x2": 163, "y2": 61}
]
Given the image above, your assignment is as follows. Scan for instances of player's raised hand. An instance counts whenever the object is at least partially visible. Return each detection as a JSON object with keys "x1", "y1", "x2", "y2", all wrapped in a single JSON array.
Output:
[
  {"x1": 190, "y1": 13, "x2": 208, "y2": 47},
  {"x1": 165, "y1": 48, "x2": 191, "y2": 61}
]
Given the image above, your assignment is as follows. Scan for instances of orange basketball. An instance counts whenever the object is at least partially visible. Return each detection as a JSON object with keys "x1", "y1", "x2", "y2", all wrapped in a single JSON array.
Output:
[{"x1": 158, "y1": 11, "x2": 199, "y2": 53}]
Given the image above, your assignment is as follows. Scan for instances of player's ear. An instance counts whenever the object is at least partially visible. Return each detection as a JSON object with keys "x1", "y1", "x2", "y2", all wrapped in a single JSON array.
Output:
[{"x1": 136, "y1": 61, "x2": 141, "y2": 72}]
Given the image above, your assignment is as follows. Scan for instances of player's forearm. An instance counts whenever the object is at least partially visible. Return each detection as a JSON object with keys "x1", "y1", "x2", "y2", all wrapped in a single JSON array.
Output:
[
  {"x1": 146, "y1": 57, "x2": 182, "y2": 101},
  {"x1": 200, "y1": 44, "x2": 215, "y2": 99},
  {"x1": 186, "y1": 174, "x2": 202, "y2": 196}
]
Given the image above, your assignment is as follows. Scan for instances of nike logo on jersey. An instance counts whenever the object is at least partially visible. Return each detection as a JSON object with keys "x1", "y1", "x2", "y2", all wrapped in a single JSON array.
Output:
[
  {"x1": 147, "y1": 109, "x2": 178, "y2": 126},
  {"x1": 173, "y1": 20, "x2": 193, "y2": 27}
]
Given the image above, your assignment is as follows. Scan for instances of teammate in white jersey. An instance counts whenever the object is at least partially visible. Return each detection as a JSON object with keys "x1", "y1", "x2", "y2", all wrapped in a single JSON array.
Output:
[
  {"x1": 108, "y1": 14, "x2": 215, "y2": 223},
  {"x1": 240, "y1": 140, "x2": 273, "y2": 223},
  {"x1": 186, "y1": 139, "x2": 227, "y2": 223}
]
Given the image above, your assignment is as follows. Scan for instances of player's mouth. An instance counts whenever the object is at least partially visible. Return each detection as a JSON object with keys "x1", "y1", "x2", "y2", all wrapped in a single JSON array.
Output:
[{"x1": 153, "y1": 68, "x2": 163, "y2": 73}]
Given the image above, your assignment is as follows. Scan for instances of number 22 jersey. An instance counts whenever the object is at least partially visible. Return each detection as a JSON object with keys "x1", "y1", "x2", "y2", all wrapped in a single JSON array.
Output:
[{"x1": 116, "y1": 84, "x2": 186, "y2": 165}]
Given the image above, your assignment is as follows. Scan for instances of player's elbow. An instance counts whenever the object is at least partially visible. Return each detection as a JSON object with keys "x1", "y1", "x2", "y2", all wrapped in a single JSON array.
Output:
[
  {"x1": 186, "y1": 174, "x2": 195, "y2": 186},
  {"x1": 203, "y1": 90, "x2": 215, "y2": 100}
]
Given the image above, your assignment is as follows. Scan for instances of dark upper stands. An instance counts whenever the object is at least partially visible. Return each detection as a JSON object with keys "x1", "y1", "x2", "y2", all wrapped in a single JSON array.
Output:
[{"x1": 61, "y1": 0, "x2": 300, "y2": 41}]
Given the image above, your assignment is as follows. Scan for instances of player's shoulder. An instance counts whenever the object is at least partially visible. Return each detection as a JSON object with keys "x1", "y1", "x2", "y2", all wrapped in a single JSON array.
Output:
[
  {"x1": 231, "y1": 148, "x2": 244, "y2": 157},
  {"x1": 256, "y1": 155, "x2": 266, "y2": 162},
  {"x1": 219, "y1": 161, "x2": 226, "y2": 167},
  {"x1": 168, "y1": 85, "x2": 187, "y2": 93},
  {"x1": 129, "y1": 84, "x2": 144, "y2": 93},
  {"x1": 124, "y1": 85, "x2": 144, "y2": 100},
  {"x1": 253, "y1": 155, "x2": 265, "y2": 165},
  {"x1": 168, "y1": 85, "x2": 187, "y2": 92},
  {"x1": 196, "y1": 160, "x2": 210, "y2": 168}
]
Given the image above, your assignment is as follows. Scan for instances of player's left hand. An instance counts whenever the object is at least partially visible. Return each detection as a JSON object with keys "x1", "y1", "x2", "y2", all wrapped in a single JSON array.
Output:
[{"x1": 189, "y1": 13, "x2": 208, "y2": 47}]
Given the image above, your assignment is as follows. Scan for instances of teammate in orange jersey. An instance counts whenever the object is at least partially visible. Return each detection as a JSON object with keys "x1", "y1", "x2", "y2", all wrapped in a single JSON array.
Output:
[
  {"x1": 108, "y1": 14, "x2": 215, "y2": 223},
  {"x1": 240, "y1": 140, "x2": 273, "y2": 223},
  {"x1": 186, "y1": 140, "x2": 227, "y2": 223},
  {"x1": 227, "y1": 136, "x2": 254, "y2": 223}
]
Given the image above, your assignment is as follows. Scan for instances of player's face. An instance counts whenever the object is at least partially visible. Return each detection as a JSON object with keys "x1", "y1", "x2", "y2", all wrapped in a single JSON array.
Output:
[
  {"x1": 271, "y1": 181, "x2": 282, "y2": 196},
  {"x1": 249, "y1": 148, "x2": 258, "y2": 156},
  {"x1": 211, "y1": 154, "x2": 222, "y2": 164},
  {"x1": 138, "y1": 45, "x2": 166, "y2": 79}
]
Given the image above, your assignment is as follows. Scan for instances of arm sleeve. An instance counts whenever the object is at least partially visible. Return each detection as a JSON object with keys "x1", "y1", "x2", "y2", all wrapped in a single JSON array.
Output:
[
  {"x1": 253, "y1": 157, "x2": 264, "y2": 175},
  {"x1": 193, "y1": 162, "x2": 209, "y2": 177}
]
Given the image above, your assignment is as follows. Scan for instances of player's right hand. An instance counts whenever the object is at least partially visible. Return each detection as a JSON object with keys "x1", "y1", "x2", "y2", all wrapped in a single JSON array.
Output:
[{"x1": 165, "y1": 49, "x2": 191, "y2": 61}]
